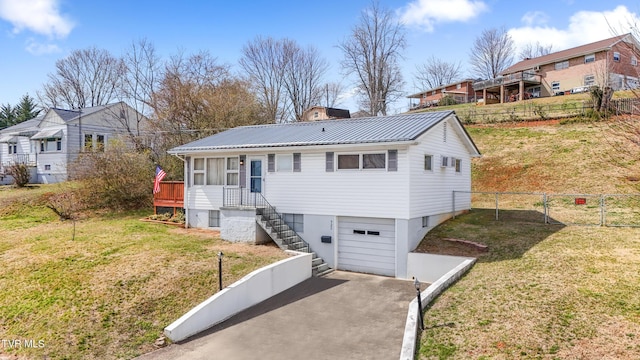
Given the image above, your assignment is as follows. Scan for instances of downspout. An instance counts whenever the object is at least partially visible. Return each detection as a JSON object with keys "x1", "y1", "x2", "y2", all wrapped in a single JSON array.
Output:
[{"x1": 172, "y1": 153, "x2": 188, "y2": 228}]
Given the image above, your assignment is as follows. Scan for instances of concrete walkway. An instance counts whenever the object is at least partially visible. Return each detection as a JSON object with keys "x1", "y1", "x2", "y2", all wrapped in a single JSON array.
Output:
[{"x1": 136, "y1": 271, "x2": 417, "y2": 360}]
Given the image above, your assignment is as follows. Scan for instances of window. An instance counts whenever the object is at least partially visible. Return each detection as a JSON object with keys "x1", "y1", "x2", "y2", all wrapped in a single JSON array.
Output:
[
  {"x1": 8, "y1": 143, "x2": 16, "y2": 154},
  {"x1": 96, "y1": 135, "x2": 105, "y2": 151},
  {"x1": 41, "y1": 138, "x2": 61, "y2": 152},
  {"x1": 283, "y1": 213, "x2": 303, "y2": 233},
  {"x1": 431, "y1": 90, "x2": 436, "y2": 95},
  {"x1": 226, "y1": 157, "x2": 239, "y2": 185},
  {"x1": 554, "y1": 61, "x2": 569, "y2": 70},
  {"x1": 206, "y1": 158, "x2": 224, "y2": 185},
  {"x1": 441, "y1": 156, "x2": 449, "y2": 168},
  {"x1": 585, "y1": 54, "x2": 595, "y2": 63},
  {"x1": 44, "y1": 164, "x2": 51, "y2": 171},
  {"x1": 584, "y1": 74, "x2": 595, "y2": 87},
  {"x1": 456, "y1": 83, "x2": 462, "y2": 89},
  {"x1": 455, "y1": 158, "x2": 462, "y2": 173},
  {"x1": 208, "y1": 210, "x2": 220, "y2": 227},
  {"x1": 422, "y1": 216, "x2": 429, "y2": 228},
  {"x1": 424, "y1": 155, "x2": 433, "y2": 171},
  {"x1": 276, "y1": 154, "x2": 293, "y2": 172},
  {"x1": 268, "y1": 154, "x2": 275, "y2": 172},
  {"x1": 362, "y1": 153, "x2": 385, "y2": 169},
  {"x1": 314, "y1": 111, "x2": 319, "y2": 118},
  {"x1": 84, "y1": 133, "x2": 93, "y2": 151},
  {"x1": 632, "y1": 56, "x2": 638, "y2": 66},
  {"x1": 613, "y1": 52, "x2": 621, "y2": 62},
  {"x1": 325, "y1": 152, "x2": 334, "y2": 172},
  {"x1": 552, "y1": 81, "x2": 560, "y2": 92},
  {"x1": 193, "y1": 158, "x2": 205, "y2": 185},
  {"x1": 337, "y1": 154, "x2": 359, "y2": 170}
]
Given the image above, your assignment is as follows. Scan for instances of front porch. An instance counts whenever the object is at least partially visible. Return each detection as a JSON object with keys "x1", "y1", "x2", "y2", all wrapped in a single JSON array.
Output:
[{"x1": 473, "y1": 71, "x2": 541, "y2": 104}]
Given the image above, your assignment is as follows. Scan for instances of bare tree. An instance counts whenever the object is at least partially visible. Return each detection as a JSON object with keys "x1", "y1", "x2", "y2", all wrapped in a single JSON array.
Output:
[
  {"x1": 282, "y1": 42, "x2": 329, "y2": 121},
  {"x1": 469, "y1": 27, "x2": 515, "y2": 79},
  {"x1": 322, "y1": 82, "x2": 345, "y2": 108},
  {"x1": 239, "y1": 36, "x2": 288, "y2": 122},
  {"x1": 38, "y1": 47, "x2": 125, "y2": 109},
  {"x1": 338, "y1": 1, "x2": 407, "y2": 116},
  {"x1": 152, "y1": 51, "x2": 267, "y2": 173},
  {"x1": 413, "y1": 56, "x2": 462, "y2": 90},
  {"x1": 519, "y1": 42, "x2": 553, "y2": 60},
  {"x1": 122, "y1": 38, "x2": 160, "y2": 118}
]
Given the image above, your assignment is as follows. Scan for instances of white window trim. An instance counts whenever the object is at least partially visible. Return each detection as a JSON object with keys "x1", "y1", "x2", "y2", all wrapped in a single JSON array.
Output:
[
  {"x1": 424, "y1": 154, "x2": 433, "y2": 172},
  {"x1": 193, "y1": 156, "x2": 240, "y2": 187},
  {"x1": 192, "y1": 158, "x2": 205, "y2": 186},
  {"x1": 455, "y1": 158, "x2": 462, "y2": 173},
  {"x1": 336, "y1": 152, "x2": 387, "y2": 171},
  {"x1": 276, "y1": 154, "x2": 293, "y2": 172}
]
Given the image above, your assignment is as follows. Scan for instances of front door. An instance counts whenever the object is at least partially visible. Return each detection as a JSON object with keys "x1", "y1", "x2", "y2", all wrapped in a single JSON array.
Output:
[{"x1": 250, "y1": 159, "x2": 262, "y2": 193}]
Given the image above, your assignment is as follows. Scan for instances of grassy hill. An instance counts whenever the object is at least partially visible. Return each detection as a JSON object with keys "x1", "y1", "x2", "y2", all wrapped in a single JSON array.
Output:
[
  {"x1": 0, "y1": 187, "x2": 287, "y2": 359},
  {"x1": 416, "y1": 116, "x2": 640, "y2": 359}
]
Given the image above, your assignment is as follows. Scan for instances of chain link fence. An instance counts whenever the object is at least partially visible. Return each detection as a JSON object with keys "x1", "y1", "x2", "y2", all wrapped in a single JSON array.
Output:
[{"x1": 453, "y1": 191, "x2": 640, "y2": 227}]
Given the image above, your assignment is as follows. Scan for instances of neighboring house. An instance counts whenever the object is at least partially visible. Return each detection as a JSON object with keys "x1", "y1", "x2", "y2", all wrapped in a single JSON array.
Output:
[
  {"x1": 408, "y1": 79, "x2": 476, "y2": 109},
  {"x1": 0, "y1": 102, "x2": 148, "y2": 184},
  {"x1": 301, "y1": 106, "x2": 351, "y2": 121},
  {"x1": 473, "y1": 33, "x2": 640, "y2": 103},
  {"x1": 168, "y1": 111, "x2": 481, "y2": 278}
]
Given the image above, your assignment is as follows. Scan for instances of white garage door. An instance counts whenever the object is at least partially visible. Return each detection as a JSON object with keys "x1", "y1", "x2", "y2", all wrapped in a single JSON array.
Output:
[{"x1": 337, "y1": 217, "x2": 396, "y2": 276}]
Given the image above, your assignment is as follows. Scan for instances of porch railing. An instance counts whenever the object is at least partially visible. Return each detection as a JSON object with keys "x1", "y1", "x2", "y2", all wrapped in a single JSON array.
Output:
[
  {"x1": 473, "y1": 71, "x2": 542, "y2": 90},
  {"x1": 223, "y1": 187, "x2": 267, "y2": 207},
  {"x1": 2, "y1": 154, "x2": 36, "y2": 167}
]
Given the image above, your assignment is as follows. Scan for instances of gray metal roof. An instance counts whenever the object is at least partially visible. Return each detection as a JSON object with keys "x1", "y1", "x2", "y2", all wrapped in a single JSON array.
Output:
[{"x1": 169, "y1": 111, "x2": 474, "y2": 153}]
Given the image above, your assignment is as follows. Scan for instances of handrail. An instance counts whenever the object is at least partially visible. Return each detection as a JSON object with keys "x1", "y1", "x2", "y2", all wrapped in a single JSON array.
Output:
[{"x1": 224, "y1": 187, "x2": 311, "y2": 253}]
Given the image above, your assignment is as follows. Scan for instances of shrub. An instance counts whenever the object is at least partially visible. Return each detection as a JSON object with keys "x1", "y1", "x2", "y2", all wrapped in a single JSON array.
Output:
[
  {"x1": 69, "y1": 139, "x2": 154, "y2": 211},
  {"x1": 438, "y1": 95, "x2": 458, "y2": 106},
  {"x1": 6, "y1": 163, "x2": 30, "y2": 187}
]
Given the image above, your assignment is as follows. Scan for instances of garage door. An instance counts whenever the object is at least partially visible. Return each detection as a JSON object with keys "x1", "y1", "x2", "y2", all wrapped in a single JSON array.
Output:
[{"x1": 337, "y1": 217, "x2": 396, "y2": 276}]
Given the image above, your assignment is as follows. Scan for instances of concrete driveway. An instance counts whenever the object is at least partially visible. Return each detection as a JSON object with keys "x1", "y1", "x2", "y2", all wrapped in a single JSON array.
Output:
[{"x1": 136, "y1": 271, "x2": 417, "y2": 360}]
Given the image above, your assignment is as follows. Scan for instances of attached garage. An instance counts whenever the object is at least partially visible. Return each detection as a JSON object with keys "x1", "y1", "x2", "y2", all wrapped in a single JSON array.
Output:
[{"x1": 337, "y1": 217, "x2": 396, "y2": 276}]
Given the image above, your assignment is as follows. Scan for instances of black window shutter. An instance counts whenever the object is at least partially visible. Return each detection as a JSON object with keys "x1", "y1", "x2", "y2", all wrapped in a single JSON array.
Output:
[
  {"x1": 388, "y1": 150, "x2": 398, "y2": 171},
  {"x1": 293, "y1": 153, "x2": 301, "y2": 172},
  {"x1": 268, "y1": 154, "x2": 275, "y2": 172},
  {"x1": 325, "y1": 152, "x2": 334, "y2": 172}
]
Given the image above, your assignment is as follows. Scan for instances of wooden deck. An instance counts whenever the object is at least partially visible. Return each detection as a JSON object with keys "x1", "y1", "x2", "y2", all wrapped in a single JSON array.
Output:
[{"x1": 154, "y1": 181, "x2": 184, "y2": 214}]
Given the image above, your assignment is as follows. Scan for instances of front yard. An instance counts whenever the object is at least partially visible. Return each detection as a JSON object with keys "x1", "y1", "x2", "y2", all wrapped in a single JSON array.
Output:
[{"x1": 0, "y1": 185, "x2": 287, "y2": 359}]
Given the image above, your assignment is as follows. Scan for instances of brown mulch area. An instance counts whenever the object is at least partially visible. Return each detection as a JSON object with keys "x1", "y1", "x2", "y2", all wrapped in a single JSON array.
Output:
[{"x1": 415, "y1": 238, "x2": 488, "y2": 258}]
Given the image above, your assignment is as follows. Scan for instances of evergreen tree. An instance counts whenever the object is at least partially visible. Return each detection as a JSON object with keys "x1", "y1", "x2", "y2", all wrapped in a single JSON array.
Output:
[
  {"x1": 0, "y1": 103, "x2": 16, "y2": 128},
  {"x1": 15, "y1": 94, "x2": 41, "y2": 122}
]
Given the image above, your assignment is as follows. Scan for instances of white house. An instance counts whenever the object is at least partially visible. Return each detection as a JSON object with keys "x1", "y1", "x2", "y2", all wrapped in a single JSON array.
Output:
[
  {"x1": 168, "y1": 111, "x2": 481, "y2": 278},
  {"x1": 0, "y1": 102, "x2": 148, "y2": 184}
]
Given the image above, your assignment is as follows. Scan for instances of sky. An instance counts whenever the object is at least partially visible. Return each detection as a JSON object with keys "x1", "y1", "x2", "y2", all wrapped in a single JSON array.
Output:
[{"x1": 1, "y1": 0, "x2": 640, "y2": 114}]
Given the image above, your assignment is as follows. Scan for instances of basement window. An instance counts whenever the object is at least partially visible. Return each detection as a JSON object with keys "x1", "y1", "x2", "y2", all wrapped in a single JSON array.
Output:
[
  {"x1": 422, "y1": 216, "x2": 429, "y2": 228},
  {"x1": 283, "y1": 213, "x2": 304, "y2": 233},
  {"x1": 208, "y1": 210, "x2": 220, "y2": 227}
]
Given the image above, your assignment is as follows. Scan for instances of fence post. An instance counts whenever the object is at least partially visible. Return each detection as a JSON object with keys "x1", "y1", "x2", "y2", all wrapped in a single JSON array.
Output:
[{"x1": 495, "y1": 192, "x2": 499, "y2": 220}]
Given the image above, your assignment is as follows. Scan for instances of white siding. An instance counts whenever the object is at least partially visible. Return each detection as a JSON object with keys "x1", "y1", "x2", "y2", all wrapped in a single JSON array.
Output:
[
  {"x1": 186, "y1": 186, "x2": 224, "y2": 210},
  {"x1": 408, "y1": 116, "x2": 473, "y2": 218},
  {"x1": 264, "y1": 146, "x2": 410, "y2": 219}
]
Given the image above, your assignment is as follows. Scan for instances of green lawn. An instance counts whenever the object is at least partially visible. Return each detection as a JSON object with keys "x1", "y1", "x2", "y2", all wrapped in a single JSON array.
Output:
[
  {"x1": 416, "y1": 210, "x2": 640, "y2": 359},
  {"x1": 0, "y1": 185, "x2": 287, "y2": 359}
]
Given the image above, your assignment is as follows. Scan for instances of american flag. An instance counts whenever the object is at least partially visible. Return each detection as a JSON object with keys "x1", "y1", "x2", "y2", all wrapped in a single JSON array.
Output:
[{"x1": 153, "y1": 166, "x2": 167, "y2": 194}]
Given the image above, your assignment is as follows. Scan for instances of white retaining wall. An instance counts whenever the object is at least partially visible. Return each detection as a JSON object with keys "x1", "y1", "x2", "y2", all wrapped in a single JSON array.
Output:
[
  {"x1": 164, "y1": 251, "x2": 312, "y2": 342},
  {"x1": 406, "y1": 252, "x2": 475, "y2": 283}
]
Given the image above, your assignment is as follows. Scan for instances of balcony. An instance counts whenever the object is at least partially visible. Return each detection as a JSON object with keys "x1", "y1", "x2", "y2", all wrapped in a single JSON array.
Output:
[{"x1": 473, "y1": 71, "x2": 542, "y2": 91}]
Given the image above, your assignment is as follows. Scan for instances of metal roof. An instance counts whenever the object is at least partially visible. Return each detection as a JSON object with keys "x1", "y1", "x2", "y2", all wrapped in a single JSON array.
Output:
[{"x1": 169, "y1": 111, "x2": 470, "y2": 153}]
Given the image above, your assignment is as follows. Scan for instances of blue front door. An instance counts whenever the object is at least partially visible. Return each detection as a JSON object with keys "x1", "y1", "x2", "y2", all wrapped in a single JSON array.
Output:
[{"x1": 250, "y1": 160, "x2": 262, "y2": 193}]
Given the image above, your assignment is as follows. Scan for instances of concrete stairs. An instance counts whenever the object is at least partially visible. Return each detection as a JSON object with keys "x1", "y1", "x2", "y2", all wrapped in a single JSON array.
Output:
[{"x1": 256, "y1": 209, "x2": 332, "y2": 277}]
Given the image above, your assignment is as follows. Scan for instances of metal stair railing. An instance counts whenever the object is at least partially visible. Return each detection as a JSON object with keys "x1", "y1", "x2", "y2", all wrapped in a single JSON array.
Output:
[{"x1": 255, "y1": 194, "x2": 310, "y2": 253}]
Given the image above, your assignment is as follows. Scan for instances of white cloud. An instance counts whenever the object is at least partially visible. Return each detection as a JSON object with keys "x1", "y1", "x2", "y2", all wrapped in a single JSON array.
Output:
[
  {"x1": 521, "y1": 11, "x2": 549, "y2": 27},
  {"x1": 0, "y1": 0, "x2": 74, "y2": 38},
  {"x1": 25, "y1": 38, "x2": 61, "y2": 55},
  {"x1": 399, "y1": 0, "x2": 488, "y2": 32},
  {"x1": 509, "y1": 5, "x2": 640, "y2": 56}
]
